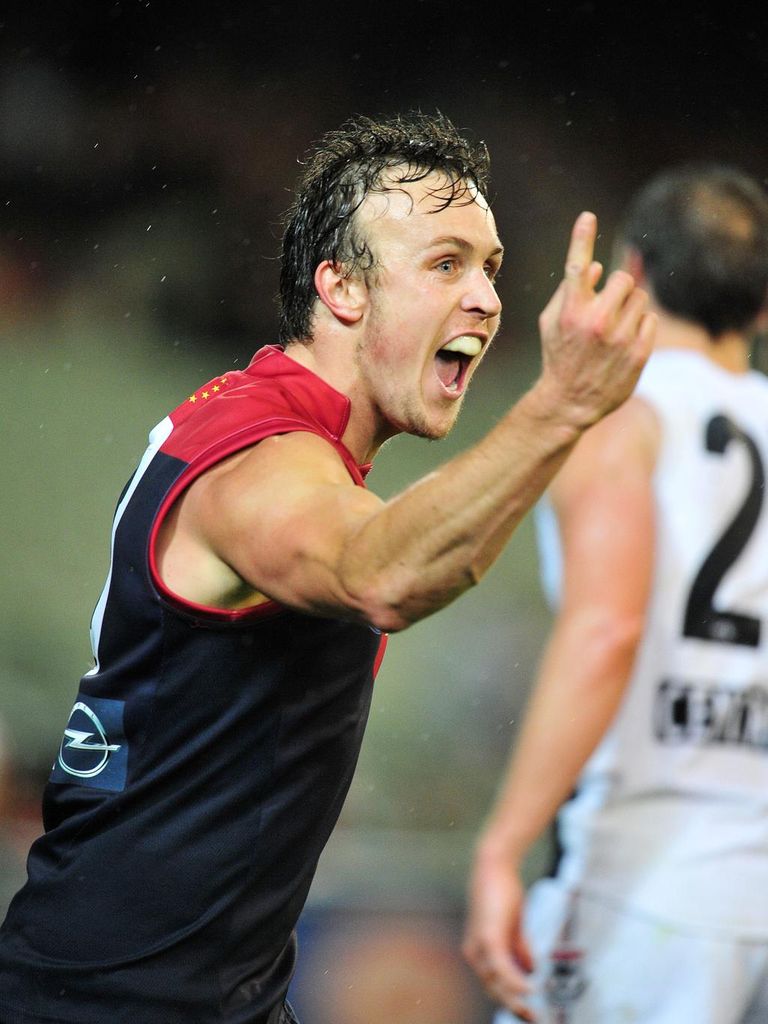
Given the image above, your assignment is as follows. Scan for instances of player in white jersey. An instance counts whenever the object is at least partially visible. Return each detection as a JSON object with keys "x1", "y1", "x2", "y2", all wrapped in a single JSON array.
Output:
[{"x1": 463, "y1": 164, "x2": 768, "y2": 1023}]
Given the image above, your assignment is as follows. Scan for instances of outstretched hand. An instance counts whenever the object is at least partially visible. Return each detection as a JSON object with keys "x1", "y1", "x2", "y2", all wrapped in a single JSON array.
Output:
[
  {"x1": 536, "y1": 211, "x2": 656, "y2": 430},
  {"x1": 462, "y1": 852, "x2": 537, "y2": 1021}
]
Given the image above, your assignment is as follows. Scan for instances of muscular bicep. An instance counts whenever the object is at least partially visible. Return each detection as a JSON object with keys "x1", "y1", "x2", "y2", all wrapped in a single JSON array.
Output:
[
  {"x1": 550, "y1": 396, "x2": 660, "y2": 626},
  {"x1": 184, "y1": 432, "x2": 385, "y2": 619}
]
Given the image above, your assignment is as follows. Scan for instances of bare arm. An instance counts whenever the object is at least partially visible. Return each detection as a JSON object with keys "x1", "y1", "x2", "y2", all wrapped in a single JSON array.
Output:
[
  {"x1": 160, "y1": 213, "x2": 656, "y2": 630},
  {"x1": 463, "y1": 395, "x2": 660, "y2": 1019}
]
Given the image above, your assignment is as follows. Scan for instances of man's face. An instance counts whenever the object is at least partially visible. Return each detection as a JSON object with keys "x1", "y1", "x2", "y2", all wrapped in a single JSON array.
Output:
[{"x1": 354, "y1": 171, "x2": 503, "y2": 441}]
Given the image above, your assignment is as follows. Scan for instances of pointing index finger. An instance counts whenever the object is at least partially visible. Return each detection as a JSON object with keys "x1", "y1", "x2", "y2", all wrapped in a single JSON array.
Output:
[{"x1": 564, "y1": 211, "x2": 597, "y2": 287}]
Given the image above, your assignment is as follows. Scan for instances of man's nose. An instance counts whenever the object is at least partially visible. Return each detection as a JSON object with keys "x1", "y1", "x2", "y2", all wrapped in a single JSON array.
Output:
[{"x1": 462, "y1": 269, "x2": 502, "y2": 319}]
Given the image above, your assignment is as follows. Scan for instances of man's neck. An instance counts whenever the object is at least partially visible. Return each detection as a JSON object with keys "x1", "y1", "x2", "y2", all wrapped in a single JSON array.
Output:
[
  {"x1": 653, "y1": 313, "x2": 751, "y2": 374},
  {"x1": 282, "y1": 338, "x2": 389, "y2": 464}
]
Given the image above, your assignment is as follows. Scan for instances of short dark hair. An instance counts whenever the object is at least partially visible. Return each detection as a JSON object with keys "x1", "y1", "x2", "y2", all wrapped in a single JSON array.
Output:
[
  {"x1": 278, "y1": 111, "x2": 491, "y2": 344},
  {"x1": 619, "y1": 163, "x2": 768, "y2": 337}
]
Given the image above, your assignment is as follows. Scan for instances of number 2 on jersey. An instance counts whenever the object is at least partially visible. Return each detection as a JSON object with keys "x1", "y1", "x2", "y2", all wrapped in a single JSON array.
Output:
[{"x1": 683, "y1": 414, "x2": 764, "y2": 647}]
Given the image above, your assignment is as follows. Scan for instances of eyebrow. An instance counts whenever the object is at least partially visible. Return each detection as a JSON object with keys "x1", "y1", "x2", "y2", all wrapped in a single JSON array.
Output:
[{"x1": 425, "y1": 235, "x2": 505, "y2": 260}]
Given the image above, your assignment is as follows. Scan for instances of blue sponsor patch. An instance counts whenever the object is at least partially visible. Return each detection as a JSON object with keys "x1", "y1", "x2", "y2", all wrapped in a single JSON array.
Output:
[{"x1": 50, "y1": 695, "x2": 128, "y2": 792}]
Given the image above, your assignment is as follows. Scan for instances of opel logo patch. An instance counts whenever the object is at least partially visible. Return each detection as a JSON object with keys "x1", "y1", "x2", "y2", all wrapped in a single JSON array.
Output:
[{"x1": 58, "y1": 701, "x2": 122, "y2": 779}]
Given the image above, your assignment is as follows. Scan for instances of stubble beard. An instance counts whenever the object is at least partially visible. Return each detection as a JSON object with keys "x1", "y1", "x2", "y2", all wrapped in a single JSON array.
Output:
[{"x1": 358, "y1": 306, "x2": 461, "y2": 442}]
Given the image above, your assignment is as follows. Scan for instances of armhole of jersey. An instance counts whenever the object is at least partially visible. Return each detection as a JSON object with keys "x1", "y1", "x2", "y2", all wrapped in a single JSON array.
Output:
[
  {"x1": 534, "y1": 496, "x2": 562, "y2": 612},
  {"x1": 147, "y1": 422, "x2": 368, "y2": 623},
  {"x1": 633, "y1": 358, "x2": 671, "y2": 449},
  {"x1": 148, "y1": 463, "x2": 284, "y2": 624},
  {"x1": 373, "y1": 632, "x2": 388, "y2": 678},
  {"x1": 629, "y1": 390, "x2": 666, "y2": 480}
]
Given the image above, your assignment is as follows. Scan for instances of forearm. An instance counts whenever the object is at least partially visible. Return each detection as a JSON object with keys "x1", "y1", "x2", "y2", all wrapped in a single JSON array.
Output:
[
  {"x1": 340, "y1": 213, "x2": 654, "y2": 631},
  {"x1": 339, "y1": 382, "x2": 585, "y2": 631},
  {"x1": 463, "y1": 611, "x2": 640, "y2": 1018},
  {"x1": 476, "y1": 608, "x2": 641, "y2": 867}
]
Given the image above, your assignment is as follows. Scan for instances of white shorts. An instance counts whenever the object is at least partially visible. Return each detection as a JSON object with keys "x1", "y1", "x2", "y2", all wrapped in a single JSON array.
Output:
[{"x1": 494, "y1": 879, "x2": 768, "y2": 1024}]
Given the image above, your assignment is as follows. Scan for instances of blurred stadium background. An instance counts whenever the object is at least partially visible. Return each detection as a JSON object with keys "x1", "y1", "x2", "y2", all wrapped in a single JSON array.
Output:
[{"x1": 1, "y1": 4, "x2": 766, "y2": 1020}]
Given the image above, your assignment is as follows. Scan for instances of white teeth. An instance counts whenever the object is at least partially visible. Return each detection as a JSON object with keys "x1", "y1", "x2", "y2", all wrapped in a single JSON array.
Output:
[{"x1": 440, "y1": 335, "x2": 482, "y2": 357}]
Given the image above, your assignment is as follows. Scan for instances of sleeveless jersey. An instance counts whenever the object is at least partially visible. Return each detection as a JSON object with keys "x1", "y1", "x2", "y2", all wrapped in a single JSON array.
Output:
[
  {"x1": 536, "y1": 348, "x2": 768, "y2": 937},
  {"x1": 0, "y1": 345, "x2": 387, "y2": 1023}
]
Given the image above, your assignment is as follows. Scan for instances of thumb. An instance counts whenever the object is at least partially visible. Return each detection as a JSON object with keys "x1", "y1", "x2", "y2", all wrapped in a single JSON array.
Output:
[
  {"x1": 513, "y1": 926, "x2": 535, "y2": 974},
  {"x1": 539, "y1": 277, "x2": 568, "y2": 328}
]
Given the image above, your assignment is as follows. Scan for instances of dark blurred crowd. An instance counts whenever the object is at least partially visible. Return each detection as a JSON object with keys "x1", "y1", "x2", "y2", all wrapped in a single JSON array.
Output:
[{"x1": 3, "y1": 4, "x2": 765, "y2": 354}]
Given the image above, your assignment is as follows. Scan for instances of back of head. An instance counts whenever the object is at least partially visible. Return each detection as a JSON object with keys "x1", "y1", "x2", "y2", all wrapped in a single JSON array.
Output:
[
  {"x1": 619, "y1": 163, "x2": 768, "y2": 337},
  {"x1": 278, "y1": 111, "x2": 490, "y2": 344}
]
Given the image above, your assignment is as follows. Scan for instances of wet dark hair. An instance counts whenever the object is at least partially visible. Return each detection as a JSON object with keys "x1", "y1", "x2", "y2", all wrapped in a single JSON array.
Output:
[
  {"x1": 278, "y1": 111, "x2": 491, "y2": 344},
  {"x1": 618, "y1": 163, "x2": 768, "y2": 337}
]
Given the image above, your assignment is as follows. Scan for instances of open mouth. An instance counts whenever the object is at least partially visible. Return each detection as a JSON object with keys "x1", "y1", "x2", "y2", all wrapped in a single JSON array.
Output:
[{"x1": 434, "y1": 336, "x2": 483, "y2": 393}]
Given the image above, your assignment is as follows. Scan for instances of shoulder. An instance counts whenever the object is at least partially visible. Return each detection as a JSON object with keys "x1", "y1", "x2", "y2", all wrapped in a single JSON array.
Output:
[
  {"x1": 189, "y1": 432, "x2": 374, "y2": 536},
  {"x1": 551, "y1": 394, "x2": 660, "y2": 505}
]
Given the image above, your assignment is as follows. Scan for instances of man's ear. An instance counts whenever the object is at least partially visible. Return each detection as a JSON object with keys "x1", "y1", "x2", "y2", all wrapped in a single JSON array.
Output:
[
  {"x1": 622, "y1": 246, "x2": 646, "y2": 286},
  {"x1": 314, "y1": 261, "x2": 367, "y2": 325},
  {"x1": 753, "y1": 304, "x2": 768, "y2": 336}
]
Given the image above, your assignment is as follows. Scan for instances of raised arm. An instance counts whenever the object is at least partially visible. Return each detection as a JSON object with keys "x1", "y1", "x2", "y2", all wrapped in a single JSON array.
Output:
[
  {"x1": 158, "y1": 213, "x2": 656, "y2": 631},
  {"x1": 462, "y1": 394, "x2": 659, "y2": 1019}
]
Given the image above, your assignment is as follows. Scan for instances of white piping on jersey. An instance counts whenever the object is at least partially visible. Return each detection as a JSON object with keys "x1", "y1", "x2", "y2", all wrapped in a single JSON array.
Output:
[{"x1": 86, "y1": 416, "x2": 174, "y2": 676}]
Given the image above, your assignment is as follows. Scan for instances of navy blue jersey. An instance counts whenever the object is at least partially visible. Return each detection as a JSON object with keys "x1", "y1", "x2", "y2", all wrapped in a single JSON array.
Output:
[{"x1": 0, "y1": 347, "x2": 387, "y2": 1023}]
